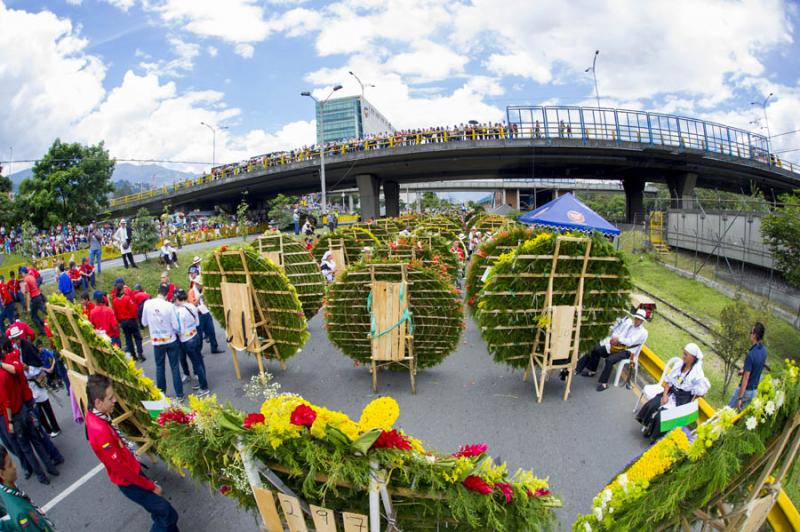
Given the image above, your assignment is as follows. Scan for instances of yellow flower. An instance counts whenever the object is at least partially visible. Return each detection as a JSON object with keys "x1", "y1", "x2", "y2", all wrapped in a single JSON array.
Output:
[
  {"x1": 310, "y1": 407, "x2": 359, "y2": 442},
  {"x1": 358, "y1": 397, "x2": 400, "y2": 432},
  {"x1": 443, "y1": 457, "x2": 473, "y2": 483},
  {"x1": 476, "y1": 458, "x2": 507, "y2": 486},
  {"x1": 260, "y1": 395, "x2": 308, "y2": 449},
  {"x1": 405, "y1": 434, "x2": 426, "y2": 454}
]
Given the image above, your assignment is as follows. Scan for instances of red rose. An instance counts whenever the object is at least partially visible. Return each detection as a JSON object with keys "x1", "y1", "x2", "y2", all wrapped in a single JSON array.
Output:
[
  {"x1": 243, "y1": 412, "x2": 265, "y2": 429},
  {"x1": 290, "y1": 404, "x2": 317, "y2": 428},
  {"x1": 495, "y1": 482, "x2": 513, "y2": 504},
  {"x1": 157, "y1": 408, "x2": 193, "y2": 426},
  {"x1": 534, "y1": 488, "x2": 551, "y2": 498},
  {"x1": 467, "y1": 297, "x2": 476, "y2": 306},
  {"x1": 219, "y1": 485, "x2": 232, "y2": 495},
  {"x1": 462, "y1": 475, "x2": 493, "y2": 495},
  {"x1": 371, "y1": 429, "x2": 412, "y2": 450},
  {"x1": 453, "y1": 443, "x2": 488, "y2": 458}
]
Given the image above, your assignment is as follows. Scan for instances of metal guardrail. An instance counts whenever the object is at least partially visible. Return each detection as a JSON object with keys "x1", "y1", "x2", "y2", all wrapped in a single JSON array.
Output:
[{"x1": 109, "y1": 105, "x2": 799, "y2": 209}]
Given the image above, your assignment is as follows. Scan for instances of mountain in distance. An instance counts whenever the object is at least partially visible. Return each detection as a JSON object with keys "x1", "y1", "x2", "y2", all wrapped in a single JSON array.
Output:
[{"x1": 8, "y1": 163, "x2": 197, "y2": 190}]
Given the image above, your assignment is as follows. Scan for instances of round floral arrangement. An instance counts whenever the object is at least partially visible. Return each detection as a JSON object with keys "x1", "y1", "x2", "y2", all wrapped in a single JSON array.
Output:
[
  {"x1": 353, "y1": 219, "x2": 399, "y2": 241},
  {"x1": 371, "y1": 235, "x2": 462, "y2": 283},
  {"x1": 325, "y1": 261, "x2": 463, "y2": 368},
  {"x1": 251, "y1": 231, "x2": 326, "y2": 319},
  {"x1": 467, "y1": 213, "x2": 514, "y2": 234},
  {"x1": 311, "y1": 226, "x2": 381, "y2": 264},
  {"x1": 475, "y1": 231, "x2": 632, "y2": 369},
  {"x1": 156, "y1": 393, "x2": 560, "y2": 530},
  {"x1": 202, "y1": 244, "x2": 309, "y2": 361}
]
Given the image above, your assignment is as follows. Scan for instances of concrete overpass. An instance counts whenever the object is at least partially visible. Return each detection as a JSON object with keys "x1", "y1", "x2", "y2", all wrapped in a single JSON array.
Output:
[{"x1": 108, "y1": 105, "x2": 800, "y2": 221}]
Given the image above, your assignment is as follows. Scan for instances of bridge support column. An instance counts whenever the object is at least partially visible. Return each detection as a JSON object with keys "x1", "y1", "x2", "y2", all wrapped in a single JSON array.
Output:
[
  {"x1": 357, "y1": 174, "x2": 380, "y2": 221},
  {"x1": 383, "y1": 180, "x2": 400, "y2": 218},
  {"x1": 667, "y1": 172, "x2": 697, "y2": 209},
  {"x1": 623, "y1": 178, "x2": 645, "y2": 224}
]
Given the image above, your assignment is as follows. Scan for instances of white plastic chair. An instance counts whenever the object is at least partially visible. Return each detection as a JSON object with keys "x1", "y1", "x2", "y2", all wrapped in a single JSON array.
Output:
[
  {"x1": 633, "y1": 356, "x2": 682, "y2": 412},
  {"x1": 613, "y1": 330, "x2": 649, "y2": 388}
]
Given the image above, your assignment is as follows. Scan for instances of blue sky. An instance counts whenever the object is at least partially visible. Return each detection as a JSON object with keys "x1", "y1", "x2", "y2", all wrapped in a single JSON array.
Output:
[{"x1": 1, "y1": 0, "x2": 799, "y2": 180}]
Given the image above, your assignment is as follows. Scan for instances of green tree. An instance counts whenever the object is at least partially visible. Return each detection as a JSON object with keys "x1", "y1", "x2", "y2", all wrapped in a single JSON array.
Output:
[
  {"x1": 714, "y1": 299, "x2": 753, "y2": 398},
  {"x1": 16, "y1": 139, "x2": 114, "y2": 227},
  {"x1": 267, "y1": 193, "x2": 298, "y2": 230},
  {"x1": 237, "y1": 192, "x2": 250, "y2": 240},
  {"x1": 131, "y1": 208, "x2": 160, "y2": 260},
  {"x1": 421, "y1": 192, "x2": 452, "y2": 211},
  {"x1": 762, "y1": 190, "x2": 800, "y2": 287},
  {"x1": 19, "y1": 221, "x2": 38, "y2": 259}
]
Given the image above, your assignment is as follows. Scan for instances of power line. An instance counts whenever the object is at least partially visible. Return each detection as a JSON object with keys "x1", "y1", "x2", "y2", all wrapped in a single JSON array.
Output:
[
  {"x1": 0, "y1": 157, "x2": 211, "y2": 166},
  {"x1": 771, "y1": 128, "x2": 800, "y2": 138}
]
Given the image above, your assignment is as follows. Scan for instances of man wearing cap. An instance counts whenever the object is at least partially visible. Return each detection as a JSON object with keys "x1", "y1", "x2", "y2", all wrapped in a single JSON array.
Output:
[
  {"x1": 19, "y1": 267, "x2": 45, "y2": 335},
  {"x1": 111, "y1": 279, "x2": 144, "y2": 362},
  {"x1": 572, "y1": 309, "x2": 649, "y2": 392},
  {"x1": 56, "y1": 263, "x2": 75, "y2": 302},
  {"x1": 187, "y1": 256, "x2": 202, "y2": 280},
  {"x1": 113, "y1": 220, "x2": 136, "y2": 269},
  {"x1": 188, "y1": 269, "x2": 222, "y2": 354},
  {"x1": 141, "y1": 285, "x2": 184, "y2": 401},
  {"x1": 159, "y1": 240, "x2": 177, "y2": 271},
  {"x1": 89, "y1": 291, "x2": 121, "y2": 347}
]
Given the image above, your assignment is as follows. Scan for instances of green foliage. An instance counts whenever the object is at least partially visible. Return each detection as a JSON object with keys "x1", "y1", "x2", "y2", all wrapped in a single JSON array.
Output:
[
  {"x1": 574, "y1": 192, "x2": 626, "y2": 222},
  {"x1": 465, "y1": 225, "x2": 543, "y2": 302},
  {"x1": 19, "y1": 221, "x2": 38, "y2": 259},
  {"x1": 17, "y1": 139, "x2": 114, "y2": 227},
  {"x1": 714, "y1": 299, "x2": 754, "y2": 398},
  {"x1": 325, "y1": 262, "x2": 463, "y2": 368},
  {"x1": 132, "y1": 208, "x2": 160, "y2": 260},
  {"x1": 372, "y1": 235, "x2": 463, "y2": 283},
  {"x1": 202, "y1": 244, "x2": 309, "y2": 361},
  {"x1": 267, "y1": 193, "x2": 299, "y2": 230},
  {"x1": 468, "y1": 213, "x2": 515, "y2": 233},
  {"x1": 762, "y1": 190, "x2": 800, "y2": 288},
  {"x1": 475, "y1": 231, "x2": 632, "y2": 369},
  {"x1": 236, "y1": 192, "x2": 250, "y2": 241},
  {"x1": 251, "y1": 231, "x2": 326, "y2": 319},
  {"x1": 420, "y1": 191, "x2": 452, "y2": 210}
]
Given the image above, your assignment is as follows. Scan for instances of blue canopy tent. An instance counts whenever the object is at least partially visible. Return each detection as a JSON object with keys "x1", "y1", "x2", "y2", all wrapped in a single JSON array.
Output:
[{"x1": 518, "y1": 192, "x2": 621, "y2": 236}]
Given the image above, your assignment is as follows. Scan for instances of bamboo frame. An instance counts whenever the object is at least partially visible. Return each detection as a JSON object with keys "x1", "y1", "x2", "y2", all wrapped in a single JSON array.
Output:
[{"x1": 47, "y1": 302, "x2": 155, "y2": 455}]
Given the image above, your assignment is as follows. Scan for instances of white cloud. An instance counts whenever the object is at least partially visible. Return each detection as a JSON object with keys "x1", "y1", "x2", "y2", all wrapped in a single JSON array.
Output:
[
  {"x1": 386, "y1": 40, "x2": 468, "y2": 83},
  {"x1": 139, "y1": 37, "x2": 200, "y2": 77},
  {"x1": 65, "y1": 0, "x2": 82, "y2": 5},
  {"x1": 485, "y1": 52, "x2": 551, "y2": 84},
  {"x1": 106, "y1": 0, "x2": 135, "y2": 11},
  {"x1": 234, "y1": 43, "x2": 254, "y2": 58},
  {"x1": 207, "y1": 45, "x2": 217, "y2": 57},
  {"x1": 145, "y1": 0, "x2": 272, "y2": 43}
]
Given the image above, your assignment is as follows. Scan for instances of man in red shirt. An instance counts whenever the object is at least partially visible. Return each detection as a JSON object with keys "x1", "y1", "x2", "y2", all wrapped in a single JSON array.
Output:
[
  {"x1": 5, "y1": 320, "x2": 35, "y2": 343},
  {"x1": 0, "y1": 275, "x2": 15, "y2": 328},
  {"x1": 19, "y1": 267, "x2": 45, "y2": 335},
  {"x1": 89, "y1": 291, "x2": 121, "y2": 347},
  {"x1": 130, "y1": 284, "x2": 150, "y2": 328},
  {"x1": 7, "y1": 272, "x2": 21, "y2": 317},
  {"x1": 79, "y1": 257, "x2": 95, "y2": 291},
  {"x1": 86, "y1": 375, "x2": 179, "y2": 531},
  {"x1": 68, "y1": 261, "x2": 82, "y2": 293},
  {"x1": 111, "y1": 279, "x2": 144, "y2": 361}
]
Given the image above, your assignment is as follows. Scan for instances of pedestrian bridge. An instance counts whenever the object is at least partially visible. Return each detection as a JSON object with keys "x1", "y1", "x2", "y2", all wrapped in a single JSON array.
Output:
[{"x1": 108, "y1": 105, "x2": 800, "y2": 221}]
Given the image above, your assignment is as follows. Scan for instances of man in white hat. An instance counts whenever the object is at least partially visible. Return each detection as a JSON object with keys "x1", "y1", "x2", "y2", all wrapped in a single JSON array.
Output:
[
  {"x1": 159, "y1": 240, "x2": 178, "y2": 271},
  {"x1": 572, "y1": 308, "x2": 649, "y2": 391},
  {"x1": 188, "y1": 256, "x2": 202, "y2": 281},
  {"x1": 113, "y1": 219, "x2": 137, "y2": 269}
]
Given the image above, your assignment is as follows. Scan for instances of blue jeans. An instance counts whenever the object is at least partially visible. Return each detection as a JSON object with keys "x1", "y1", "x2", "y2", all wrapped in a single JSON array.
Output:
[
  {"x1": 728, "y1": 387, "x2": 756, "y2": 409},
  {"x1": 118, "y1": 477, "x2": 179, "y2": 532},
  {"x1": 154, "y1": 341, "x2": 184, "y2": 398},
  {"x1": 90, "y1": 248, "x2": 102, "y2": 274},
  {"x1": 294, "y1": 220, "x2": 300, "y2": 235},
  {"x1": 29, "y1": 295, "x2": 46, "y2": 334},
  {"x1": 0, "y1": 302, "x2": 15, "y2": 329},
  {"x1": 180, "y1": 335, "x2": 208, "y2": 390},
  {"x1": 197, "y1": 312, "x2": 219, "y2": 352}
]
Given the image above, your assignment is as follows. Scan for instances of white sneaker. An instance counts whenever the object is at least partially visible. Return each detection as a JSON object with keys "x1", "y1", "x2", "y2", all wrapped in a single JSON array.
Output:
[
  {"x1": 49, "y1": 431, "x2": 61, "y2": 438},
  {"x1": 197, "y1": 389, "x2": 210, "y2": 397},
  {"x1": 181, "y1": 375, "x2": 190, "y2": 383}
]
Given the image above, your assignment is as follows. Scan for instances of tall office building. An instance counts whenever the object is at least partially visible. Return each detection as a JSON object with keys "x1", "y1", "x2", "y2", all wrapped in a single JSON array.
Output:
[{"x1": 314, "y1": 95, "x2": 395, "y2": 145}]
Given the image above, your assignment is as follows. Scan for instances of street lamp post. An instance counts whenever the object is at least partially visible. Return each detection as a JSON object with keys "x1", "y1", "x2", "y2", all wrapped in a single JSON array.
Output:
[
  {"x1": 349, "y1": 71, "x2": 376, "y2": 133},
  {"x1": 200, "y1": 122, "x2": 228, "y2": 168},
  {"x1": 751, "y1": 92, "x2": 774, "y2": 155},
  {"x1": 301, "y1": 85, "x2": 343, "y2": 218},
  {"x1": 585, "y1": 50, "x2": 601, "y2": 109}
]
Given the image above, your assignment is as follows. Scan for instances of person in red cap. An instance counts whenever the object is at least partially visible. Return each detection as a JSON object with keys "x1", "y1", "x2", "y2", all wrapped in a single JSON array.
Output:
[
  {"x1": 5, "y1": 320, "x2": 35, "y2": 343},
  {"x1": 89, "y1": 291, "x2": 121, "y2": 347},
  {"x1": 86, "y1": 375, "x2": 178, "y2": 531}
]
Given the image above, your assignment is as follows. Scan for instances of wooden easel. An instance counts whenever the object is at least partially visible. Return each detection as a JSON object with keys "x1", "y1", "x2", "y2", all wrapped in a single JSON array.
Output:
[
  {"x1": 47, "y1": 303, "x2": 155, "y2": 455},
  {"x1": 368, "y1": 264, "x2": 416, "y2": 394},
  {"x1": 209, "y1": 248, "x2": 281, "y2": 381},
  {"x1": 255, "y1": 232, "x2": 325, "y2": 316},
  {"x1": 683, "y1": 412, "x2": 800, "y2": 532},
  {"x1": 255, "y1": 232, "x2": 285, "y2": 268},
  {"x1": 524, "y1": 236, "x2": 591, "y2": 402},
  {"x1": 328, "y1": 238, "x2": 347, "y2": 280}
]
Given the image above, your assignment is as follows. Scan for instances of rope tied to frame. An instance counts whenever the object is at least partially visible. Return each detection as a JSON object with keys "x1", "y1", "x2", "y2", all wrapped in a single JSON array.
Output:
[{"x1": 367, "y1": 281, "x2": 413, "y2": 339}]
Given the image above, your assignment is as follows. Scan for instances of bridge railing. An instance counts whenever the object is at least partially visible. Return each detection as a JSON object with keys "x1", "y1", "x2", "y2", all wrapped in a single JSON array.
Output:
[{"x1": 109, "y1": 106, "x2": 799, "y2": 208}]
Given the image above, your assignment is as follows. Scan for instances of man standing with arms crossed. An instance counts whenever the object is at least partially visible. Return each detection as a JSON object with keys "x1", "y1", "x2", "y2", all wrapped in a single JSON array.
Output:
[{"x1": 86, "y1": 375, "x2": 179, "y2": 531}]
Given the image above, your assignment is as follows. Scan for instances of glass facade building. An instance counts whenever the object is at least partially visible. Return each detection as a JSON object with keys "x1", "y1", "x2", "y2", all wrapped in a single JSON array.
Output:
[{"x1": 315, "y1": 95, "x2": 394, "y2": 145}]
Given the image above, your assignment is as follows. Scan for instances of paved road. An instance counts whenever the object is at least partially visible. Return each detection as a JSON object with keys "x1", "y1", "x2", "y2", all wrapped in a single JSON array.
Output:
[{"x1": 18, "y1": 236, "x2": 650, "y2": 529}]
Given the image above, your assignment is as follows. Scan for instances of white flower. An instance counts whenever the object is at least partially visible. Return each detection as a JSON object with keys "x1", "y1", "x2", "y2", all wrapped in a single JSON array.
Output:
[
  {"x1": 765, "y1": 400, "x2": 776, "y2": 416},
  {"x1": 751, "y1": 397, "x2": 762, "y2": 411},
  {"x1": 776, "y1": 390, "x2": 785, "y2": 408},
  {"x1": 602, "y1": 489, "x2": 613, "y2": 503},
  {"x1": 594, "y1": 506, "x2": 604, "y2": 521},
  {"x1": 584, "y1": 523, "x2": 593, "y2": 532},
  {"x1": 609, "y1": 507, "x2": 615, "y2": 514},
  {"x1": 424, "y1": 455, "x2": 436, "y2": 464},
  {"x1": 745, "y1": 416, "x2": 758, "y2": 431},
  {"x1": 618, "y1": 473, "x2": 628, "y2": 486}
]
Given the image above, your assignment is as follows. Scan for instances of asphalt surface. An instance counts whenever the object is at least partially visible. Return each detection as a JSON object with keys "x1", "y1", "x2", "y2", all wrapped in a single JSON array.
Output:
[{"x1": 18, "y1": 239, "x2": 650, "y2": 530}]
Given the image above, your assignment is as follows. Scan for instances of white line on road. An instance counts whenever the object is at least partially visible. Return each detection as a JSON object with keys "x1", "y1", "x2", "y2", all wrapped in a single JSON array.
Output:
[{"x1": 40, "y1": 463, "x2": 105, "y2": 513}]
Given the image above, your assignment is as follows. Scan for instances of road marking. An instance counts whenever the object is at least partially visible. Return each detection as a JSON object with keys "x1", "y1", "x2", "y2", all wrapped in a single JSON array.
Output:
[{"x1": 40, "y1": 463, "x2": 105, "y2": 513}]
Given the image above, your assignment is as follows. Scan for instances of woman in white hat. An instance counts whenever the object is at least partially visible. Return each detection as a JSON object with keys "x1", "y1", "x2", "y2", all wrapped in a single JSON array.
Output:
[
  {"x1": 636, "y1": 342, "x2": 710, "y2": 440},
  {"x1": 320, "y1": 250, "x2": 336, "y2": 283}
]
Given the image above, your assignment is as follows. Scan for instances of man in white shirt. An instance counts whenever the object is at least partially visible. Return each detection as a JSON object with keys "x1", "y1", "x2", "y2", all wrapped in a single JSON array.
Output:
[
  {"x1": 141, "y1": 284, "x2": 183, "y2": 400},
  {"x1": 159, "y1": 240, "x2": 177, "y2": 271},
  {"x1": 113, "y1": 219, "x2": 137, "y2": 269},
  {"x1": 574, "y1": 308, "x2": 649, "y2": 392},
  {"x1": 188, "y1": 268, "x2": 222, "y2": 354},
  {"x1": 174, "y1": 289, "x2": 209, "y2": 396}
]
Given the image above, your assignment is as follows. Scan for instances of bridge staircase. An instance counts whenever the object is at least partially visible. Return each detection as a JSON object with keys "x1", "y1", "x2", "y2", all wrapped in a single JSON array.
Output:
[{"x1": 649, "y1": 211, "x2": 670, "y2": 254}]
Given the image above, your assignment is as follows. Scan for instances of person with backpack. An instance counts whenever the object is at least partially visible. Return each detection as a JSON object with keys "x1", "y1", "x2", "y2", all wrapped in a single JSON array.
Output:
[{"x1": 174, "y1": 289, "x2": 209, "y2": 396}]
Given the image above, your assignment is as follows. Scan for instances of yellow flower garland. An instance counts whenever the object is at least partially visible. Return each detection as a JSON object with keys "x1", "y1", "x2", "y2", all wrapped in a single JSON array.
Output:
[{"x1": 358, "y1": 397, "x2": 400, "y2": 432}]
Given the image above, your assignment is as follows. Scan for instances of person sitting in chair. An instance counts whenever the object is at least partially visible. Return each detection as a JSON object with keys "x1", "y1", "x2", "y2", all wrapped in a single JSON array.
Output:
[
  {"x1": 636, "y1": 342, "x2": 709, "y2": 441},
  {"x1": 569, "y1": 308, "x2": 649, "y2": 391},
  {"x1": 159, "y1": 240, "x2": 178, "y2": 271},
  {"x1": 320, "y1": 250, "x2": 336, "y2": 283}
]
